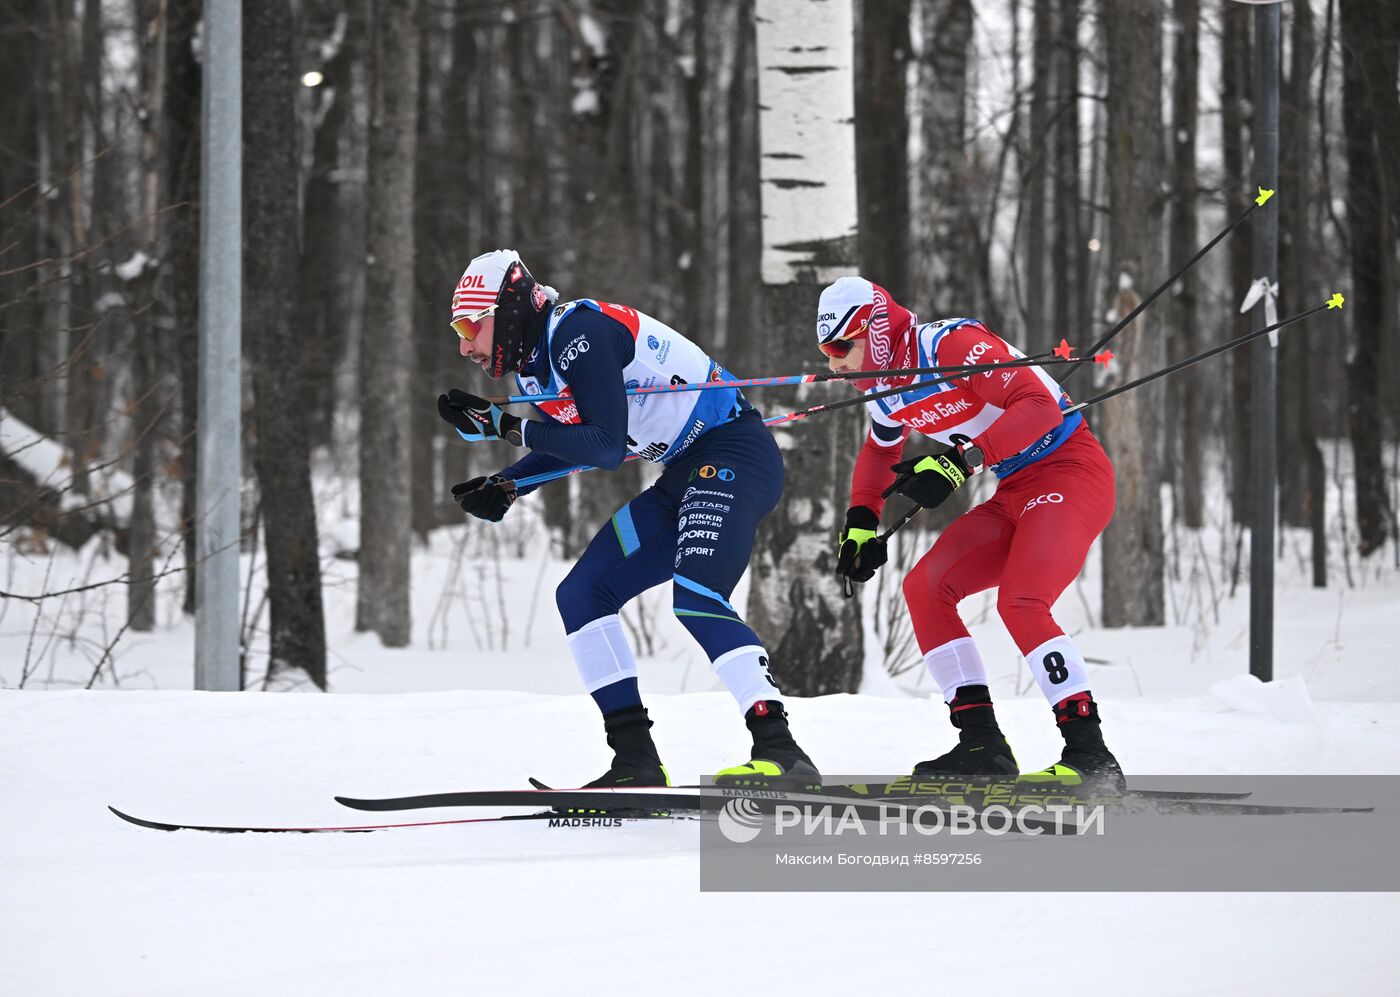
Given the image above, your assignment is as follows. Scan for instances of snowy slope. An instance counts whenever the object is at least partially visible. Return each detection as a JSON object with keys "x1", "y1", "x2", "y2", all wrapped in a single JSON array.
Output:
[
  {"x1": 4, "y1": 460, "x2": 1399, "y2": 993},
  {"x1": 3, "y1": 688, "x2": 1400, "y2": 996}
]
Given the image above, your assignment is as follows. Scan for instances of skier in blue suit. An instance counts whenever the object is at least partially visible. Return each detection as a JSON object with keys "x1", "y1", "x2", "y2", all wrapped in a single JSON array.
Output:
[{"x1": 438, "y1": 249, "x2": 820, "y2": 791}]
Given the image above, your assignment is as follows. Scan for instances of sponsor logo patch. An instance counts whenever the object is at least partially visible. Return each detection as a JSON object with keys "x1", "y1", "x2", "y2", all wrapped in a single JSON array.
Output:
[{"x1": 1023, "y1": 492, "x2": 1065, "y2": 514}]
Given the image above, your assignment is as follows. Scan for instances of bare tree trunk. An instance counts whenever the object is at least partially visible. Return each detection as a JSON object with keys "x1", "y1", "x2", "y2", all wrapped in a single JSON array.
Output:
[
  {"x1": 127, "y1": 0, "x2": 164, "y2": 633},
  {"x1": 163, "y1": 0, "x2": 202, "y2": 615},
  {"x1": 1339, "y1": 0, "x2": 1398, "y2": 557},
  {"x1": 53, "y1": 0, "x2": 97, "y2": 499},
  {"x1": 916, "y1": 0, "x2": 974, "y2": 318},
  {"x1": 127, "y1": 264, "x2": 160, "y2": 632},
  {"x1": 855, "y1": 0, "x2": 911, "y2": 301},
  {"x1": 1168, "y1": 0, "x2": 1202, "y2": 527},
  {"x1": 245, "y1": 0, "x2": 329, "y2": 686},
  {"x1": 749, "y1": 0, "x2": 863, "y2": 695},
  {"x1": 698, "y1": 0, "x2": 742, "y2": 347},
  {"x1": 412, "y1": 0, "x2": 448, "y2": 543},
  {"x1": 911, "y1": 0, "x2": 978, "y2": 533},
  {"x1": 1099, "y1": 0, "x2": 1166, "y2": 628},
  {"x1": 356, "y1": 0, "x2": 419, "y2": 646},
  {"x1": 1222, "y1": 0, "x2": 1253, "y2": 526},
  {"x1": 1051, "y1": 0, "x2": 1084, "y2": 354},
  {"x1": 1024, "y1": 0, "x2": 1053, "y2": 346},
  {"x1": 0, "y1": 0, "x2": 44, "y2": 428},
  {"x1": 729, "y1": 0, "x2": 763, "y2": 347},
  {"x1": 1279, "y1": 0, "x2": 1327, "y2": 590},
  {"x1": 298, "y1": 2, "x2": 360, "y2": 453}
]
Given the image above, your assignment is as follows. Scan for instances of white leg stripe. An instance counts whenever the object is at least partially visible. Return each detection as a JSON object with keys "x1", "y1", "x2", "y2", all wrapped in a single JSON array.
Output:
[
  {"x1": 711, "y1": 645, "x2": 777, "y2": 714},
  {"x1": 923, "y1": 637, "x2": 989, "y2": 703},
  {"x1": 566, "y1": 615, "x2": 639, "y2": 694}
]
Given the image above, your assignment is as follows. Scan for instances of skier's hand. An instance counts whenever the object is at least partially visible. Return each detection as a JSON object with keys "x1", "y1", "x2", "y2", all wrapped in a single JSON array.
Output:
[
  {"x1": 835, "y1": 505, "x2": 887, "y2": 597},
  {"x1": 452, "y1": 474, "x2": 518, "y2": 522},
  {"x1": 437, "y1": 389, "x2": 524, "y2": 446},
  {"x1": 882, "y1": 446, "x2": 971, "y2": 510}
]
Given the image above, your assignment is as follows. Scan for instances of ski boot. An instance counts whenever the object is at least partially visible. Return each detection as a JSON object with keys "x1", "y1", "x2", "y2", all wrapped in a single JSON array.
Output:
[
  {"x1": 912, "y1": 685, "x2": 1018, "y2": 780},
  {"x1": 1019, "y1": 692, "x2": 1126, "y2": 795},
  {"x1": 714, "y1": 701, "x2": 822, "y2": 792},
  {"x1": 565, "y1": 706, "x2": 672, "y2": 818},
  {"x1": 584, "y1": 706, "x2": 670, "y2": 789}
]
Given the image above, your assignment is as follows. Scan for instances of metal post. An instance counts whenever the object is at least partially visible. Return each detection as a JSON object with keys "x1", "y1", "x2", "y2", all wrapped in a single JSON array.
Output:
[
  {"x1": 1249, "y1": 2, "x2": 1280, "y2": 682},
  {"x1": 195, "y1": 0, "x2": 242, "y2": 690}
]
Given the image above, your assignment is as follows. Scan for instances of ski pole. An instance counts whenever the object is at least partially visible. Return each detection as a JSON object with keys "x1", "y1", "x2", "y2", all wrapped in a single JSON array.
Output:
[
  {"x1": 873, "y1": 292, "x2": 1344, "y2": 543},
  {"x1": 505, "y1": 352, "x2": 1109, "y2": 490},
  {"x1": 1061, "y1": 185, "x2": 1276, "y2": 388},
  {"x1": 484, "y1": 350, "x2": 1074, "y2": 406},
  {"x1": 1061, "y1": 292, "x2": 1342, "y2": 416},
  {"x1": 880, "y1": 185, "x2": 1280, "y2": 541}
]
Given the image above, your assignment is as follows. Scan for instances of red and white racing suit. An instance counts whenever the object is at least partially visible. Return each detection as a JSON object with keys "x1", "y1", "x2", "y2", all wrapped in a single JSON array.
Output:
[{"x1": 852, "y1": 318, "x2": 1114, "y2": 707}]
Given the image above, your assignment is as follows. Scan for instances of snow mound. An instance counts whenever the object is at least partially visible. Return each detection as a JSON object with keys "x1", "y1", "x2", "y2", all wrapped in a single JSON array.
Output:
[{"x1": 1211, "y1": 674, "x2": 1319, "y2": 725}]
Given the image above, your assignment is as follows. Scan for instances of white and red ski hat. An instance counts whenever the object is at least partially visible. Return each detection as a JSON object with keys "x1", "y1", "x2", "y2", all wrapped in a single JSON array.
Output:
[
  {"x1": 815, "y1": 276, "x2": 877, "y2": 349},
  {"x1": 817, "y1": 275, "x2": 917, "y2": 389},
  {"x1": 451, "y1": 249, "x2": 521, "y2": 322}
]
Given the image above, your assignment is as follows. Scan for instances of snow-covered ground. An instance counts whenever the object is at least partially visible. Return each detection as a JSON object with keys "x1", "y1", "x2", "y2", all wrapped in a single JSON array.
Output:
[
  {"x1": 4, "y1": 463, "x2": 1400, "y2": 993},
  {"x1": 4, "y1": 689, "x2": 1400, "y2": 995}
]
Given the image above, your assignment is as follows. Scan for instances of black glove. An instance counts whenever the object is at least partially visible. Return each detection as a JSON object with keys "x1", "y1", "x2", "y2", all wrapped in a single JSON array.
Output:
[
  {"x1": 451, "y1": 474, "x2": 518, "y2": 522},
  {"x1": 835, "y1": 505, "x2": 888, "y2": 597},
  {"x1": 882, "y1": 446, "x2": 972, "y2": 510},
  {"x1": 437, "y1": 389, "x2": 524, "y2": 446}
]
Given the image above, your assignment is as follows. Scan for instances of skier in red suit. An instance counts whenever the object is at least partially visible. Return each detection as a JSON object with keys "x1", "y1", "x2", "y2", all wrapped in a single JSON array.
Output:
[{"x1": 818, "y1": 276, "x2": 1123, "y2": 789}]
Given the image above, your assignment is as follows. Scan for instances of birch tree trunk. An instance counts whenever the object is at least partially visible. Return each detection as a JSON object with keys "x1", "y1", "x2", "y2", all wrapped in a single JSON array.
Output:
[
  {"x1": 748, "y1": 0, "x2": 863, "y2": 695},
  {"x1": 1099, "y1": 0, "x2": 1166, "y2": 628},
  {"x1": 356, "y1": 0, "x2": 419, "y2": 646}
]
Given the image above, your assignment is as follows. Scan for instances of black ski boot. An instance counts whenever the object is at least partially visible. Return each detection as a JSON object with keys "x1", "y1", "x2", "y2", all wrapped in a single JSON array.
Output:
[
  {"x1": 912, "y1": 685, "x2": 1019, "y2": 780},
  {"x1": 584, "y1": 706, "x2": 671, "y2": 788},
  {"x1": 1020, "y1": 692, "x2": 1126, "y2": 794},
  {"x1": 714, "y1": 701, "x2": 822, "y2": 792}
]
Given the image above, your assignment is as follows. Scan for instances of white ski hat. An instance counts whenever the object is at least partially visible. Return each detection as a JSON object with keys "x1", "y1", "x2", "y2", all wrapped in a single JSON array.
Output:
[
  {"x1": 451, "y1": 249, "x2": 521, "y2": 322},
  {"x1": 815, "y1": 275, "x2": 876, "y2": 347}
]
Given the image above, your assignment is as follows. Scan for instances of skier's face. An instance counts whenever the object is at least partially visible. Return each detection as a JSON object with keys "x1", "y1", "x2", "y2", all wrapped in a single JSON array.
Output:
[
  {"x1": 459, "y1": 316, "x2": 497, "y2": 368},
  {"x1": 825, "y1": 337, "x2": 866, "y2": 374}
]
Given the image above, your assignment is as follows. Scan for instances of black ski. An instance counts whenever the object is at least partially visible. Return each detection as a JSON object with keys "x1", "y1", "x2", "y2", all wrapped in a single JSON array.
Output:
[
  {"x1": 1124, "y1": 800, "x2": 1374, "y2": 817},
  {"x1": 526, "y1": 776, "x2": 1251, "y2": 803},
  {"x1": 334, "y1": 786, "x2": 1080, "y2": 834},
  {"x1": 107, "y1": 804, "x2": 694, "y2": 834},
  {"x1": 339, "y1": 786, "x2": 1368, "y2": 822}
]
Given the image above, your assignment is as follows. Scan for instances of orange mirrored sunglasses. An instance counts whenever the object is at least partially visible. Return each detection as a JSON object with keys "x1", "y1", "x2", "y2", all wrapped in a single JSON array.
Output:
[
  {"x1": 818, "y1": 336, "x2": 858, "y2": 359},
  {"x1": 451, "y1": 304, "x2": 498, "y2": 341}
]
